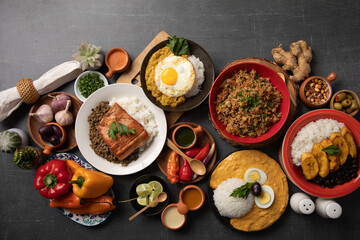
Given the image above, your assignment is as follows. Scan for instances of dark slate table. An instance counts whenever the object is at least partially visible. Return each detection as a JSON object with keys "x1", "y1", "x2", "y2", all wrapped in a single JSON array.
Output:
[{"x1": 1, "y1": 1, "x2": 359, "y2": 239}]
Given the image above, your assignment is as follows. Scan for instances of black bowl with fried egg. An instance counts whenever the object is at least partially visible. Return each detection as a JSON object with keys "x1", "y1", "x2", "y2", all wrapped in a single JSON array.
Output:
[{"x1": 140, "y1": 39, "x2": 215, "y2": 112}]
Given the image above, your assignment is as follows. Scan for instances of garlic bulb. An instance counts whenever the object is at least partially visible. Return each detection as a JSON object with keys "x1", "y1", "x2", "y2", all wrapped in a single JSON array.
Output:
[
  {"x1": 49, "y1": 94, "x2": 71, "y2": 111},
  {"x1": 55, "y1": 100, "x2": 74, "y2": 126},
  {"x1": 29, "y1": 104, "x2": 53, "y2": 124}
]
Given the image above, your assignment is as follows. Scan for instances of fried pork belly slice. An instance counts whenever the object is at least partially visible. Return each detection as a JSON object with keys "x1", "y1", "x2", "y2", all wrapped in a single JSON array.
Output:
[{"x1": 97, "y1": 103, "x2": 150, "y2": 161}]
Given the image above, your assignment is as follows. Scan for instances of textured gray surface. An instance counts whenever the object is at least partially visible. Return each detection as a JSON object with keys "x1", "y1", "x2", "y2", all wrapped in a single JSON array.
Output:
[{"x1": 1, "y1": 0, "x2": 360, "y2": 239}]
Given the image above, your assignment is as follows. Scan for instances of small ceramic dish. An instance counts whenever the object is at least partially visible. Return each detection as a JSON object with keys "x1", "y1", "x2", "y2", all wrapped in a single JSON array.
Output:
[
  {"x1": 172, "y1": 124, "x2": 202, "y2": 150},
  {"x1": 156, "y1": 122, "x2": 217, "y2": 184},
  {"x1": 28, "y1": 92, "x2": 82, "y2": 153},
  {"x1": 299, "y1": 72, "x2": 337, "y2": 108},
  {"x1": 74, "y1": 71, "x2": 108, "y2": 102},
  {"x1": 39, "y1": 122, "x2": 67, "y2": 155},
  {"x1": 178, "y1": 185, "x2": 205, "y2": 211},
  {"x1": 161, "y1": 203, "x2": 187, "y2": 230},
  {"x1": 330, "y1": 90, "x2": 360, "y2": 116},
  {"x1": 129, "y1": 174, "x2": 169, "y2": 216},
  {"x1": 105, "y1": 48, "x2": 130, "y2": 78}
]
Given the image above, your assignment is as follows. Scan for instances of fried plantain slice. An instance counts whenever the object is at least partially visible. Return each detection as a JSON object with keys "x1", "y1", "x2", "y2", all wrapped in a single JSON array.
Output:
[
  {"x1": 329, "y1": 132, "x2": 349, "y2": 165},
  {"x1": 312, "y1": 142, "x2": 329, "y2": 178},
  {"x1": 301, "y1": 152, "x2": 319, "y2": 180},
  {"x1": 320, "y1": 139, "x2": 339, "y2": 172},
  {"x1": 340, "y1": 126, "x2": 357, "y2": 158}
]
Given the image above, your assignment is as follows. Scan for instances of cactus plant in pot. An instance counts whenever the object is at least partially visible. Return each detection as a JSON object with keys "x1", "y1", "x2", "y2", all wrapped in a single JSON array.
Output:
[
  {"x1": 72, "y1": 40, "x2": 104, "y2": 71},
  {"x1": 13, "y1": 146, "x2": 42, "y2": 169}
]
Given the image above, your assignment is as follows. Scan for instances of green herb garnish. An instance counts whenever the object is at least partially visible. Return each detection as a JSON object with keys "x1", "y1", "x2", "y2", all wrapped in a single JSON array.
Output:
[
  {"x1": 322, "y1": 145, "x2": 341, "y2": 155},
  {"x1": 230, "y1": 182, "x2": 254, "y2": 199},
  {"x1": 78, "y1": 73, "x2": 105, "y2": 98},
  {"x1": 108, "y1": 121, "x2": 136, "y2": 140},
  {"x1": 166, "y1": 35, "x2": 190, "y2": 56}
]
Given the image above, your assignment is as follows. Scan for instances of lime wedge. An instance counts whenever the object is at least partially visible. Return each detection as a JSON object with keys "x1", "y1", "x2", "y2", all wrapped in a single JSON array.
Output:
[
  {"x1": 137, "y1": 195, "x2": 148, "y2": 206},
  {"x1": 148, "y1": 191, "x2": 159, "y2": 208},
  {"x1": 136, "y1": 183, "x2": 152, "y2": 197},
  {"x1": 148, "y1": 180, "x2": 163, "y2": 194}
]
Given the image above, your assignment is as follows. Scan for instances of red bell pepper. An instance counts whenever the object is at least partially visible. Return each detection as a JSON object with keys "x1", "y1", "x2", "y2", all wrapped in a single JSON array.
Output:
[
  {"x1": 34, "y1": 159, "x2": 71, "y2": 199},
  {"x1": 179, "y1": 157, "x2": 193, "y2": 182},
  {"x1": 184, "y1": 147, "x2": 202, "y2": 158},
  {"x1": 194, "y1": 142, "x2": 210, "y2": 161}
]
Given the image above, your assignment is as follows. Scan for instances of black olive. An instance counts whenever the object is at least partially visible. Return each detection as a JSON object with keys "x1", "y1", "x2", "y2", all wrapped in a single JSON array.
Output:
[
  {"x1": 251, "y1": 182, "x2": 262, "y2": 196},
  {"x1": 49, "y1": 135, "x2": 60, "y2": 146},
  {"x1": 38, "y1": 125, "x2": 54, "y2": 139},
  {"x1": 52, "y1": 125, "x2": 63, "y2": 138}
]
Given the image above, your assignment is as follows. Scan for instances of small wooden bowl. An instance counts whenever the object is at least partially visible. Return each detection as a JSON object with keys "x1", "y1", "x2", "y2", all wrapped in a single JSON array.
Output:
[
  {"x1": 39, "y1": 122, "x2": 67, "y2": 155},
  {"x1": 28, "y1": 92, "x2": 82, "y2": 153},
  {"x1": 299, "y1": 72, "x2": 337, "y2": 108},
  {"x1": 330, "y1": 90, "x2": 360, "y2": 116},
  {"x1": 156, "y1": 122, "x2": 217, "y2": 184}
]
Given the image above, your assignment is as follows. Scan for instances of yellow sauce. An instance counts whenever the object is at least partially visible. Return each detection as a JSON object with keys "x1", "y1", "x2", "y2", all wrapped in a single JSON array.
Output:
[
  {"x1": 145, "y1": 46, "x2": 186, "y2": 107},
  {"x1": 182, "y1": 188, "x2": 202, "y2": 210},
  {"x1": 210, "y1": 150, "x2": 288, "y2": 232},
  {"x1": 163, "y1": 205, "x2": 186, "y2": 229}
]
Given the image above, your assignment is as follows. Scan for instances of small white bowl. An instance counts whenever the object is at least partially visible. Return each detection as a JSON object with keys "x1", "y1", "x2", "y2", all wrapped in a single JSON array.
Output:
[{"x1": 74, "y1": 71, "x2": 108, "y2": 102}]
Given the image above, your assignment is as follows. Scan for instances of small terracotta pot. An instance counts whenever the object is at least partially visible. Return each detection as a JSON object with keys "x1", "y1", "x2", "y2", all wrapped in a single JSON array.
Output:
[
  {"x1": 161, "y1": 203, "x2": 187, "y2": 230},
  {"x1": 39, "y1": 122, "x2": 67, "y2": 155},
  {"x1": 105, "y1": 48, "x2": 130, "y2": 78},
  {"x1": 172, "y1": 124, "x2": 203, "y2": 150},
  {"x1": 330, "y1": 90, "x2": 360, "y2": 116},
  {"x1": 179, "y1": 185, "x2": 205, "y2": 211},
  {"x1": 299, "y1": 72, "x2": 337, "y2": 108}
]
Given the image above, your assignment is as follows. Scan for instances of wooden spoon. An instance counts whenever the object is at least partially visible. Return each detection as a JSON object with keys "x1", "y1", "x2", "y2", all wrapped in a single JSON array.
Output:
[
  {"x1": 128, "y1": 192, "x2": 167, "y2": 221},
  {"x1": 166, "y1": 138, "x2": 206, "y2": 176}
]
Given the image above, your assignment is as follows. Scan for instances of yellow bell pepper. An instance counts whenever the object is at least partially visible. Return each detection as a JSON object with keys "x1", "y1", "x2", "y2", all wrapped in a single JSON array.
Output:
[{"x1": 70, "y1": 168, "x2": 113, "y2": 198}]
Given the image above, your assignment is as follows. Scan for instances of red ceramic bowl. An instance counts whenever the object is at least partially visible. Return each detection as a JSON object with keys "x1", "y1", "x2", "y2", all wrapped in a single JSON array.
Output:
[
  {"x1": 282, "y1": 109, "x2": 360, "y2": 198},
  {"x1": 209, "y1": 62, "x2": 290, "y2": 145}
]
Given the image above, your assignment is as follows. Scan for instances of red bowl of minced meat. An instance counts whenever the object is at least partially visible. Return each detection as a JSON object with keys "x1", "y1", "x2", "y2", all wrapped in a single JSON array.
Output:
[
  {"x1": 209, "y1": 62, "x2": 290, "y2": 146},
  {"x1": 281, "y1": 109, "x2": 360, "y2": 198}
]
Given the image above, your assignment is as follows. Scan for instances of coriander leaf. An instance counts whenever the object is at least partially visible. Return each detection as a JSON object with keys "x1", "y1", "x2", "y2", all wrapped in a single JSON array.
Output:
[
  {"x1": 178, "y1": 38, "x2": 190, "y2": 55},
  {"x1": 166, "y1": 35, "x2": 190, "y2": 56},
  {"x1": 166, "y1": 36, "x2": 176, "y2": 52},
  {"x1": 230, "y1": 182, "x2": 254, "y2": 199},
  {"x1": 108, "y1": 121, "x2": 119, "y2": 140},
  {"x1": 322, "y1": 145, "x2": 341, "y2": 155}
]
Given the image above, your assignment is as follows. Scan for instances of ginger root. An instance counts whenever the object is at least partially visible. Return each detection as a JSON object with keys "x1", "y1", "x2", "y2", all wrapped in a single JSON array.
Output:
[{"x1": 271, "y1": 40, "x2": 312, "y2": 82}]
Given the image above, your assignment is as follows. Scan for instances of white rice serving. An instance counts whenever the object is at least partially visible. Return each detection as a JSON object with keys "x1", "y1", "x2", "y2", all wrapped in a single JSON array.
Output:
[
  {"x1": 291, "y1": 118, "x2": 344, "y2": 166},
  {"x1": 185, "y1": 55, "x2": 205, "y2": 98},
  {"x1": 109, "y1": 96, "x2": 158, "y2": 149},
  {"x1": 213, "y1": 178, "x2": 254, "y2": 218}
]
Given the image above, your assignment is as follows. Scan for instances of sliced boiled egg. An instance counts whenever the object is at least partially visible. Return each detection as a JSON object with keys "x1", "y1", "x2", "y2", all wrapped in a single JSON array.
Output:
[
  {"x1": 255, "y1": 185, "x2": 275, "y2": 209},
  {"x1": 244, "y1": 168, "x2": 267, "y2": 185},
  {"x1": 154, "y1": 55, "x2": 195, "y2": 97}
]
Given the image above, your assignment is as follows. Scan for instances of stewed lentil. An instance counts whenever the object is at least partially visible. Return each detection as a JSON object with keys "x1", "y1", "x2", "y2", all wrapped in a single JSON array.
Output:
[
  {"x1": 305, "y1": 79, "x2": 329, "y2": 104},
  {"x1": 215, "y1": 69, "x2": 282, "y2": 138},
  {"x1": 88, "y1": 101, "x2": 138, "y2": 166}
]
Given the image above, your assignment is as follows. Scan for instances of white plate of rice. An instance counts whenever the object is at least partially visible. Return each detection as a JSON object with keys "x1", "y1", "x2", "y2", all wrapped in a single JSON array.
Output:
[{"x1": 75, "y1": 83, "x2": 167, "y2": 175}]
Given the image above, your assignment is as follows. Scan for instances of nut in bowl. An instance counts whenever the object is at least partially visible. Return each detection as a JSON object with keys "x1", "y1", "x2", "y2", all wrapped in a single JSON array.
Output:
[
  {"x1": 330, "y1": 90, "x2": 360, "y2": 116},
  {"x1": 281, "y1": 109, "x2": 360, "y2": 198},
  {"x1": 209, "y1": 62, "x2": 290, "y2": 147},
  {"x1": 299, "y1": 72, "x2": 337, "y2": 108}
]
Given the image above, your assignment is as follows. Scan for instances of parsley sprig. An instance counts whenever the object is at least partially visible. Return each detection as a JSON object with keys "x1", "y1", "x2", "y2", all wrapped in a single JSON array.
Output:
[
  {"x1": 166, "y1": 35, "x2": 190, "y2": 56},
  {"x1": 108, "y1": 121, "x2": 136, "y2": 140},
  {"x1": 230, "y1": 182, "x2": 254, "y2": 199},
  {"x1": 322, "y1": 145, "x2": 341, "y2": 155}
]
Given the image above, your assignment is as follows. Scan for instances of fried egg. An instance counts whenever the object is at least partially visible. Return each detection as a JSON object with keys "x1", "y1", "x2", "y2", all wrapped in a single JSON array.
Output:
[
  {"x1": 255, "y1": 185, "x2": 275, "y2": 209},
  {"x1": 244, "y1": 168, "x2": 267, "y2": 185},
  {"x1": 154, "y1": 55, "x2": 195, "y2": 97}
]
